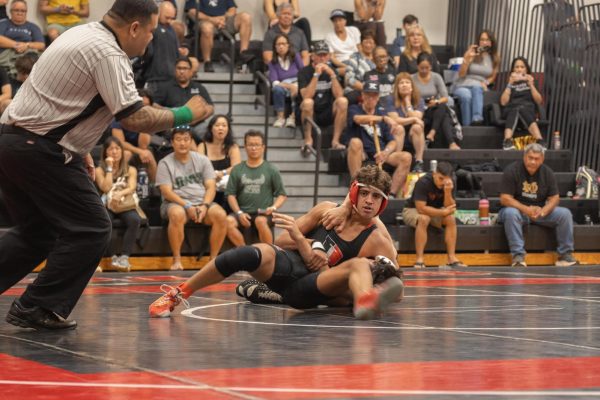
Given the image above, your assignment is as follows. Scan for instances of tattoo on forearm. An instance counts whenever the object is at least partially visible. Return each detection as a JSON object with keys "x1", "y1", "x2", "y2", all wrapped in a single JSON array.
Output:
[{"x1": 121, "y1": 106, "x2": 174, "y2": 133}]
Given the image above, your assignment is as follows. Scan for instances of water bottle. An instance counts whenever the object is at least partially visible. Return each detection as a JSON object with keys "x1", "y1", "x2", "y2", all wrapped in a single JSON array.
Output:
[
  {"x1": 137, "y1": 168, "x2": 149, "y2": 199},
  {"x1": 430, "y1": 159, "x2": 438, "y2": 172},
  {"x1": 552, "y1": 131, "x2": 561, "y2": 150},
  {"x1": 479, "y1": 197, "x2": 490, "y2": 225},
  {"x1": 584, "y1": 214, "x2": 593, "y2": 225}
]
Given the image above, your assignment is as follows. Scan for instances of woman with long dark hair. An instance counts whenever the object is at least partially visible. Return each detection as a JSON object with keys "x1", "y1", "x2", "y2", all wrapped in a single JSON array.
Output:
[
  {"x1": 199, "y1": 115, "x2": 241, "y2": 208},
  {"x1": 452, "y1": 29, "x2": 501, "y2": 126},
  {"x1": 198, "y1": 115, "x2": 245, "y2": 247},
  {"x1": 268, "y1": 33, "x2": 304, "y2": 128},
  {"x1": 500, "y1": 56, "x2": 544, "y2": 149},
  {"x1": 95, "y1": 136, "x2": 141, "y2": 272}
]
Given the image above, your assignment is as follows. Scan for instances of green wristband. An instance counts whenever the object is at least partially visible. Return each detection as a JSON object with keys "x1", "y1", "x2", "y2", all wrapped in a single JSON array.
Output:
[{"x1": 171, "y1": 106, "x2": 193, "y2": 127}]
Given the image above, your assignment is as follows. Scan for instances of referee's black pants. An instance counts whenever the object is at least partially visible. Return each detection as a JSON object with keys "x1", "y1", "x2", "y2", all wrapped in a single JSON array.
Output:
[{"x1": 0, "y1": 128, "x2": 111, "y2": 318}]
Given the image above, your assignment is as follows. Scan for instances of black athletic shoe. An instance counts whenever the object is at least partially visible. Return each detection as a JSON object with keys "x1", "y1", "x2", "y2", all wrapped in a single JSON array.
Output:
[
  {"x1": 6, "y1": 299, "x2": 77, "y2": 330},
  {"x1": 503, "y1": 138, "x2": 515, "y2": 150},
  {"x1": 236, "y1": 279, "x2": 282, "y2": 304},
  {"x1": 235, "y1": 279, "x2": 261, "y2": 297},
  {"x1": 412, "y1": 160, "x2": 424, "y2": 173},
  {"x1": 204, "y1": 61, "x2": 214, "y2": 73}
]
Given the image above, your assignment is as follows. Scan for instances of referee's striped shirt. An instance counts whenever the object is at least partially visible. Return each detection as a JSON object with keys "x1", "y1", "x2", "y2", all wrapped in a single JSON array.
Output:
[{"x1": 0, "y1": 21, "x2": 143, "y2": 156}]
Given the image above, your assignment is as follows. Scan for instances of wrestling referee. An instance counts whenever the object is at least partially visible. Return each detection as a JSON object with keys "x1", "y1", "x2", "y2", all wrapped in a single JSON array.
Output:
[{"x1": 0, "y1": 0, "x2": 212, "y2": 330}]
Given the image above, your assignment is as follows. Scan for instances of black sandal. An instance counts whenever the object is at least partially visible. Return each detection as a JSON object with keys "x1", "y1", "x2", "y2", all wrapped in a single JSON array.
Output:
[{"x1": 414, "y1": 261, "x2": 426, "y2": 269}]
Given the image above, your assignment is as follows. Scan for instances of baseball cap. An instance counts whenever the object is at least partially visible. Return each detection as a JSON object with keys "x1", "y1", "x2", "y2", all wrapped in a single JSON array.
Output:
[
  {"x1": 312, "y1": 40, "x2": 330, "y2": 55},
  {"x1": 363, "y1": 81, "x2": 380, "y2": 93},
  {"x1": 330, "y1": 9, "x2": 347, "y2": 20}
]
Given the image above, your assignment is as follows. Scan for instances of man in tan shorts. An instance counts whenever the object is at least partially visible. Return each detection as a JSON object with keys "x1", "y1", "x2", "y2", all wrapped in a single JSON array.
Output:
[{"x1": 402, "y1": 161, "x2": 466, "y2": 269}]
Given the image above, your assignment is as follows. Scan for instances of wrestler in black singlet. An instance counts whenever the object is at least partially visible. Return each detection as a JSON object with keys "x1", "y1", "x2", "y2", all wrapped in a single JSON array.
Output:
[{"x1": 264, "y1": 223, "x2": 378, "y2": 309}]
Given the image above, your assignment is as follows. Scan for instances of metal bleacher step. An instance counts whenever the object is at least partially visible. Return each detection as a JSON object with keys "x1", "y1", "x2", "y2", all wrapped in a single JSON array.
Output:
[
  {"x1": 230, "y1": 115, "x2": 276, "y2": 125},
  {"x1": 459, "y1": 126, "x2": 503, "y2": 149},
  {"x1": 271, "y1": 161, "x2": 328, "y2": 172},
  {"x1": 215, "y1": 103, "x2": 266, "y2": 115},
  {"x1": 379, "y1": 198, "x2": 599, "y2": 226},
  {"x1": 202, "y1": 82, "x2": 255, "y2": 94},
  {"x1": 211, "y1": 93, "x2": 259, "y2": 103},
  {"x1": 389, "y1": 224, "x2": 600, "y2": 253},
  {"x1": 276, "y1": 172, "x2": 341, "y2": 186},
  {"x1": 195, "y1": 71, "x2": 254, "y2": 83},
  {"x1": 474, "y1": 172, "x2": 577, "y2": 197},
  {"x1": 278, "y1": 197, "x2": 345, "y2": 213},
  {"x1": 284, "y1": 186, "x2": 348, "y2": 197},
  {"x1": 232, "y1": 126, "x2": 295, "y2": 138},
  {"x1": 423, "y1": 149, "x2": 573, "y2": 172}
]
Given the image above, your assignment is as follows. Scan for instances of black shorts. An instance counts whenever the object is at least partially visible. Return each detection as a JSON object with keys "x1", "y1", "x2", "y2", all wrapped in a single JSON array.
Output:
[
  {"x1": 503, "y1": 105, "x2": 536, "y2": 131},
  {"x1": 314, "y1": 106, "x2": 334, "y2": 127},
  {"x1": 264, "y1": 248, "x2": 332, "y2": 309}
]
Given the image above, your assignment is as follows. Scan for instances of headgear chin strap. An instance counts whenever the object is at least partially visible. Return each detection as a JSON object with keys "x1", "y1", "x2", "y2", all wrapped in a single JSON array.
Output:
[{"x1": 349, "y1": 181, "x2": 389, "y2": 216}]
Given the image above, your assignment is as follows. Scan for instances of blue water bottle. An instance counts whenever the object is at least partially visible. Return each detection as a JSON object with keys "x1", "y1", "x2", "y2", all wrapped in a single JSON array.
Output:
[{"x1": 137, "y1": 168, "x2": 149, "y2": 199}]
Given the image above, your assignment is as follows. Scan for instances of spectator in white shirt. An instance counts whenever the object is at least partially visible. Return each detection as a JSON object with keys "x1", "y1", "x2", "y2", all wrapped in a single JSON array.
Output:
[{"x1": 325, "y1": 9, "x2": 361, "y2": 72}]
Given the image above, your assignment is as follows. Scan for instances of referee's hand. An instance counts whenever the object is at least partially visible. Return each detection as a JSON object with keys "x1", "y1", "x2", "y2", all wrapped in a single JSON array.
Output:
[{"x1": 185, "y1": 96, "x2": 210, "y2": 125}]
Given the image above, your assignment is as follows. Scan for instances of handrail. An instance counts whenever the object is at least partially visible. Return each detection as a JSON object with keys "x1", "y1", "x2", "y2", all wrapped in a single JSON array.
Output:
[
  {"x1": 303, "y1": 117, "x2": 322, "y2": 206},
  {"x1": 254, "y1": 70, "x2": 271, "y2": 159},
  {"x1": 220, "y1": 29, "x2": 236, "y2": 120},
  {"x1": 191, "y1": 0, "x2": 200, "y2": 59}
]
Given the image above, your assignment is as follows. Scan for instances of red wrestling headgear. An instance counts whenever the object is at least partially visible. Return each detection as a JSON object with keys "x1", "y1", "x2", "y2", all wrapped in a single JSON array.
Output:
[{"x1": 349, "y1": 180, "x2": 389, "y2": 216}]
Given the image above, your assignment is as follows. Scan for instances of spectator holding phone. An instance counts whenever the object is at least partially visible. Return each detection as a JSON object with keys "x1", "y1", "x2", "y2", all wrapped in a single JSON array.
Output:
[
  {"x1": 500, "y1": 56, "x2": 544, "y2": 150},
  {"x1": 452, "y1": 29, "x2": 500, "y2": 126},
  {"x1": 226, "y1": 130, "x2": 287, "y2": 244}
]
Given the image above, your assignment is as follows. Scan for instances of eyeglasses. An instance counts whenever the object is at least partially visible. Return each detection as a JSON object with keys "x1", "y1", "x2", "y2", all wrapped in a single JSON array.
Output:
[
  {"x1": 176, "y1": 66, "x2": 191, "y2": 71},
  {"x1": 275, "y1": 42, "x2": 289, "y2": 46},
  {"x1": 245, "y1": 144, "x2": 264, "y2": 148},
  {"x1": 10, "y1": 9, "x2": 27, "y2": 13},
  {"x1": 375, "y1": 55, "x2": 389, "y2": 59}
]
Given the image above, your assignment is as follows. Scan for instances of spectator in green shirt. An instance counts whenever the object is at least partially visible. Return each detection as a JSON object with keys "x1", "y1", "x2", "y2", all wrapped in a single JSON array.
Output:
[{"x1": 226, "y1": 130, "x2": 287, "y2": 244}]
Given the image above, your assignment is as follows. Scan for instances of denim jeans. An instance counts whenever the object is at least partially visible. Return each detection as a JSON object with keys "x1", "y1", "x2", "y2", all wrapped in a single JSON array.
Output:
[
  {"x1": 453, "y1": 85, "x2": 484, "y2": 126},
  {"x1": 497, "y1": 206, "x2": 575, "y2": 257},
  {"x1": 272, "y1": 85, "x2": 294, "y2": 113}
]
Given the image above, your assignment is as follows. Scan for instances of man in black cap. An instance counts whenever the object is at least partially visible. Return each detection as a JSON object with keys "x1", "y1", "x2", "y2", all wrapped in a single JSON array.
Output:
[
  {"x1": 325, "y1": 9, "x2": 361, "y2": 71},
  {"x1": 346, "y1": 80, "x2": 412, "y2": 197},
  {"x1": 298, "y1": 40, "x2": 349, "y2": 152}
]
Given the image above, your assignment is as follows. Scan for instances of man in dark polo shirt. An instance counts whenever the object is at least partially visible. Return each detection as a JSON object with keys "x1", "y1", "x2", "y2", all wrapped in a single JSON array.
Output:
[
  {"x1": 498, "y1": 143, "x2": 578, "y2": 267},
  {"x1": 153, "y1": 57, "x2": 214, "y2": 142}
]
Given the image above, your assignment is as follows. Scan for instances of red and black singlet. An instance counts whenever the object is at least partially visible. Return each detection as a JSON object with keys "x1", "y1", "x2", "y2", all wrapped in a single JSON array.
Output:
[{"x1": 307, "y1": 224, "x2": 377, "y2": 267}]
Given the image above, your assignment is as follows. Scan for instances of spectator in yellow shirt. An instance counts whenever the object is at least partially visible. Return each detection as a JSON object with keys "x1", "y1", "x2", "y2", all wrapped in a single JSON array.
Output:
[{"x1": 39, "y1": 0, "x2": 90, "y2": 42}]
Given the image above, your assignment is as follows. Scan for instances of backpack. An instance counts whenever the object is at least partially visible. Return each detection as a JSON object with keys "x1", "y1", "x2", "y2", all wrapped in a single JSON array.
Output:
[{"x1": 574, "y1": 166, "x2": 599, "y2": 199}]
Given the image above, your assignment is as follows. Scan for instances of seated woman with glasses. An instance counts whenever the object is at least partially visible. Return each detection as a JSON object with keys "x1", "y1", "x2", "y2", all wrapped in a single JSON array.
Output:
[{"x1": 268, "y1": 33, "x2": 304, "y2": 128}]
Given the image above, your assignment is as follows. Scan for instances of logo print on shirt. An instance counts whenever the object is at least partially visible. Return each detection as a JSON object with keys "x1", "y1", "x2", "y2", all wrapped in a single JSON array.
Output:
[
  {"x1": 323, "y1": 235, "x2": 343, "y2": 266},
  {"x1": 522, "y1": 181, "x2": 538, "y2": 199},
  {"x1": 241, "y1": 173, "x2": 265, "y2": 194}
]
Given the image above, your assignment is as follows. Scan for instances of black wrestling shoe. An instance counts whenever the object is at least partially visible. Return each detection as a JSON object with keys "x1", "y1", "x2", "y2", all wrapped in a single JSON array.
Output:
[
  {"x1": 6, "y1": 299, "x2": 77, "y2": 330},
  {"x1": 236, "y1": 279, "x2": 282, "y2": 304},
  {"x1": 236, "y1": 279, "x2": 261, "y2": 297}
]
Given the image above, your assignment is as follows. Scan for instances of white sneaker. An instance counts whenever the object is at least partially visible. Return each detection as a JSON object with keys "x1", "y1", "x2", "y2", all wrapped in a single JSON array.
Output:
[
  {"x1": 285, "y1": 115, "x2": 296, "y2": 128},
  {"x1": 273, "y1": 118, "x2": 285, "y2": 128},
  {"x1": 111, "y1": 255, "x2": 119, "y2": 268},
  {"x1": 115, "y1": 255, "x2": 131, "y2": 272}
]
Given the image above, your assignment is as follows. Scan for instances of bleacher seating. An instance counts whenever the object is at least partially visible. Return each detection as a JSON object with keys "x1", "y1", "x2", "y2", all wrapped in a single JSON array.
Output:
[{"x1": 1, "y1": 35, "x2": 598, "y2": 266}]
